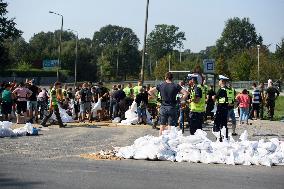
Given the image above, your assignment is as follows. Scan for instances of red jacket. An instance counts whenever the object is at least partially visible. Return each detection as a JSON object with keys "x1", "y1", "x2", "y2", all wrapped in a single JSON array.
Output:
[{"x1": 236, "y1": 93, "x2": 250, "y2": 108}]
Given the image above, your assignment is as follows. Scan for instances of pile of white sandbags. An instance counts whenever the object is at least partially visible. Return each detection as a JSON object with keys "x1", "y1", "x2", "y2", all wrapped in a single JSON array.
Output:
[
  {"x1": 116, "y1": 127, "x2": 284, "y2": 166},
  {"x1": 0, "y1": 122, "x2": 35, "y2": 137}
]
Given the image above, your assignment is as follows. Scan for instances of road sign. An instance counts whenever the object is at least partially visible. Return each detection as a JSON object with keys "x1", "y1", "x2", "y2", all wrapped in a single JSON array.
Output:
[
  {"x1": 203, "y1": 59, "x2": 215, "y2": 74},
  {"x1": 43, "y1": 59, "x2": 59, "y2": 70}
]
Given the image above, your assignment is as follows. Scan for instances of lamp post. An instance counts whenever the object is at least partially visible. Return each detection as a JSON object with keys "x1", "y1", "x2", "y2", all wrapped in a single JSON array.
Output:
[
  {"x1": 67, "y1": 29, "x2": 78, "y2": 87},
  {"x1": 49, "y1": 11, "x2": 63, "y2": 81},
  {"x1": 257, "y1": 45, "x2": 260, "y2": 84},
  {"x1": 140, "y1": 0, "x2": 150, "y2": 84}
]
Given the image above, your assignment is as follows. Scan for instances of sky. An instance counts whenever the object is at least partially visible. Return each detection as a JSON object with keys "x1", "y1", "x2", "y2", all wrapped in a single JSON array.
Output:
[{"x1": 6, "y1": 0, "x2": 284, "y2": 52}]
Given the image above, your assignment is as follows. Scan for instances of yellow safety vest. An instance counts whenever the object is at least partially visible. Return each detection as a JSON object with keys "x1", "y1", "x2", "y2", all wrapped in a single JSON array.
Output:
[
  {"x1": 198, "y1": 84, "x2": 206, "y2": 112},
  {"x1": 123, "y1": 87, "x2": 131, "y2": 97},
  {"x1": 133, "y1": 86, "x2": 142, "y2": 97},
  {"x1": 190, "y1": 86, "x2": 204, "y2": 113},
  {"x1": 226, "y1": 87, "x2": 235, "y2": 104},
  {"x1": 217, "y1": 87, "x2": 227, "y2": 104}
]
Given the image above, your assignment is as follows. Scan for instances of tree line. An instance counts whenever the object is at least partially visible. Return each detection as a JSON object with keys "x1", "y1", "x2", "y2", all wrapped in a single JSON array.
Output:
[{"x1": 1, "y1": 0, "x2": 283, "y2": 82}]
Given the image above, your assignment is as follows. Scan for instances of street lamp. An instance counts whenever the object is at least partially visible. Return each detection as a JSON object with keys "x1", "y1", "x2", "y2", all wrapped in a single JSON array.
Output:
[
  {"x1": 140, "y1": 0, "x2": 150, "y2": 84},
  {"x1": 257, "y1": 45, "x2": 260, "y2": 84},
  {"x1": 49, "y1": 11, "x2": 63, "y2": 81},
  {"x1": 67, "y1": 29, "x2": 78, "y2": 87}
]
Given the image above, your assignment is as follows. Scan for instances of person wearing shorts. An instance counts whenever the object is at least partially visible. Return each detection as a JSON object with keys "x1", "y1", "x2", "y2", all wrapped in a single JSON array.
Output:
[
  {"x1": 148, "y1": 72, "x2": 188, "y2": 135},
  {"x1": 79, "y1": 83, "x2": 92, "y2": 122},
  {"x1": 27, "y1": 80, "x2": 39, "y2": 122},
  {"x1": 1, "y1": 83, "x2": 13, "y2": 121},
  {"x1": 12, "y1": 82, "x2": 32, "y2": 124}
]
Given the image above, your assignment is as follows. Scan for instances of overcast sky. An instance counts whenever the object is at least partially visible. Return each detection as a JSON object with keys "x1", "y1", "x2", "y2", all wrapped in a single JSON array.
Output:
[{"x1": 6, "y1": 0, "x2": 284, "y2": 52}]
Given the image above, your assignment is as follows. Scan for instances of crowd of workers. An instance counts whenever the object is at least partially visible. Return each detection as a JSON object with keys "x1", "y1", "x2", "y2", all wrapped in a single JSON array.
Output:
[{"x1": 0, "y1": 72, "x2": 280, "y2": 141}]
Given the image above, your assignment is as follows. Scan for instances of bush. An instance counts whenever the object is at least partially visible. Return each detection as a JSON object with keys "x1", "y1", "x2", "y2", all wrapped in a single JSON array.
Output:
[{"x1": 1, "y1": 69, "x2": 70, "y2": 78}]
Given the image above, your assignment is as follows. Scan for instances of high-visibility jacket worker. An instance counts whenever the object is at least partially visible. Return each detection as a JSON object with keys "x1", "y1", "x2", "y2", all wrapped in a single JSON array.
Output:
[
  {"x1": 133, "y1": 81, "x2": 143, "y2": 97},
  {"x1": 188, "y1": 75, "x2": 204, "y2": 135},
  {"x1": 226, "y1": 84, "x2": 237, "y2": 136},
  {"x1": 213, "y1": 75, "x2": 229, "y2": 141},
  {"x1": 123, "y1": 83, "x2": 133, "y2": 98},
  {"x1": 41, "y1": 82, "x2": 65, "y2": 128}
]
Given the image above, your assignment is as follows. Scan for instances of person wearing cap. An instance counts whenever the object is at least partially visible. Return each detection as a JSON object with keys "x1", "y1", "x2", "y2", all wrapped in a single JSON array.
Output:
[
  {"x1": 226, "y1": 81, "x2": 237, "y2": 135},
  {"x1": 41, "y1": 82, "x2": 66, "y2": 128},
  {"x1": 188, "y1": 74, "x2": 205, "y2": 135},
  {"x1": 148, "y1": 72, "x2": 188, "y2": 135},
  {"x1": 214, "y1": 75, "x2": 229, "y2": 141}
]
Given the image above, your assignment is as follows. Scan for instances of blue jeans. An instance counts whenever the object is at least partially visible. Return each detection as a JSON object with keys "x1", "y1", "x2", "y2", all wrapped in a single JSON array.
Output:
[
  {"x1": 137, "y1": 107, "x2": 146, "y2": 120},
  {"x1": 227, "y1": 108, "x2": 236, "y2": 125},
  {"x1": 239, "y1": 107, "x2": 249, "y2": 123}
]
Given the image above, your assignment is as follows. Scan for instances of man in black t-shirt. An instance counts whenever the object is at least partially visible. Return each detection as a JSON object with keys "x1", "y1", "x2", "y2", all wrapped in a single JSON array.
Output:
[
  {"x1": 206, "y1": 85, "x2": 216, "y2": 121},
  {"x1": 79, "y1": 83, "x2": 92, "y2": 122},
  {"x1": 96, "y1": 82, "x2": 109, "y2": 121},
  {"x1": 149, "y1": 72, "x2": 188, "y2": 135},
  {"x1": 27, "y1": 80, "x2": 39, "y2": 123}
]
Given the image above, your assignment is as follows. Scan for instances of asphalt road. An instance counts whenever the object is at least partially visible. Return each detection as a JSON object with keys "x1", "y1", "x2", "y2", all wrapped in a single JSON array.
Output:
[{"x1": 1, "y1": 124, "x2": 284, "y2": 189}]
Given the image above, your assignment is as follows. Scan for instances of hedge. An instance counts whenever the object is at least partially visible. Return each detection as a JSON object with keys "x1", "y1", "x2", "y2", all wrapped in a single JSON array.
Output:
[{"x1": 0, "y1": 69, "x2": 71, "y2": 78}]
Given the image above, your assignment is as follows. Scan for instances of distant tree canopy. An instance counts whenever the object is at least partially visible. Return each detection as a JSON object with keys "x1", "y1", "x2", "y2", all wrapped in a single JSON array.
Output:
[
  {"x1": 1, "y1": 11, "x2": 283, "y2": 83},
  {"x1": 216, "y1": 17, "x2": 263, "y2": 58},
  {"x1": 0, "y1": 0, "x2": 22, "y2": 69},
  {"x1": 147, "y1": 24, "x2": 186, "y2": 61}
]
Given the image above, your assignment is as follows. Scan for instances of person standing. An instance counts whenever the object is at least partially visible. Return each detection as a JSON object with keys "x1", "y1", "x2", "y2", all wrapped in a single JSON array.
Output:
[
  {"x1": 41, "y1": 82, "x2": 65, "y2": 128},
  {"x1": 259, "y1": 82, "x2": 265, "y2": 119},
  {"x1": 114, "y1": 84, "x2": 126, "y2": 120},
  {"x1": 265, "y1": 79, "x2": 280, "y2": 121},
  {"x1": 213, "y1": 75, "x2": 229, "y2": 141},
  {"x1": 251, "y1": 83, "x2": 261, "y2": 120},
  {"x1": 1, "y1": 83, "x2": 13, "y2": 121},
  {"x1": 27, "y1": 80, "x2": 39, "y2": 123},
  {"x1": 79, "y1": 83, "x2": 92, "y2": 122},
  {"x1": 236, "y1": 89, "x2": 251, "y2": 125},
  {"x1": 148, "y1": 86, "x2": 159, "y2": 129},
  {"x1": 205, "y1": 85, "x2": 216, "y2": 121},
  {"x1": 37, "y1": 88, "x2": 49, "y2": 120},
  {"x1": 226, "y1": 82, "x2": 237, "y2": 136},
  {"x1": 133, "y1": 80, "x2": 143, "y2": 98},
  {"x1": 96, "y1": 82, "x2": 109, "y2": 121},
  {"x1": 188, "y1": 74, "x2": 205, "y2": 135},
  {"x1": 177, "y1": 81, "x2": 190, "y2": 130},
  {"x1": 135, "y1": 87, "x2": 148, "y2": 124},
  {"x1": 148, "y1": 72, "x2": 188, "y2": 135},
  {"x1": 123, "y1": 83, "x2": 134, "y2": 99},
  {"x1": 12, "y1": 82, "x2": 32, "y2": 124}
]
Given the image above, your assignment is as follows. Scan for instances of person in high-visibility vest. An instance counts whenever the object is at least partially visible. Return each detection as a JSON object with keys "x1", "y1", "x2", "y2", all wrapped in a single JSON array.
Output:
[
  {"x1": 226, "y1": 82, "x2": 237, "y2": 136},
  {"x1": 41, "y1": 81, "x2": 66, "y2": 128},
  {"x1": 123, "y1": 82, "x2": 133, "y2": 98},
  {"x1": 188, "y1": 74, "x2": 205, "y2": 135},
  {"x1": 133, "y1": 80, "x2": 143, "y2": 97},
  {"x1": 214, "y1": 75, "x2": 229, "y2": 141}
]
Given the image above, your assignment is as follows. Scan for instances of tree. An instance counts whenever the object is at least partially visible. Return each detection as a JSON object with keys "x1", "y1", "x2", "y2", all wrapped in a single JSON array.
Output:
[
  {"x1": 147, "y1": 24, "x2": 186, "y2": 61},
  {"x1": 93, "y1": 25, "x2": 140, "y2": 80},
  {"x1": 0, "y1": 0, "x2": 22, "y2": 69},
  {"x1": 215, "y1": 55, "x2": 230, "y2": 78},
  {"x1": 0, "y1": 0, "x2": 22, "y2": 42},
  {"x1": 216, "y1": 17, "x2": 263, "y2": 58}
]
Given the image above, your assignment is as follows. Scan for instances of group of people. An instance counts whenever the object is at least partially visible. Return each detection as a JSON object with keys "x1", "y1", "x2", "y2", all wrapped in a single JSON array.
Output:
[
  {"x1": 0, "y1": 73, "x2": 280, "y2": 140},
  {"x1": 148, "y1": 72, "x2": 280, "y2": 141}
]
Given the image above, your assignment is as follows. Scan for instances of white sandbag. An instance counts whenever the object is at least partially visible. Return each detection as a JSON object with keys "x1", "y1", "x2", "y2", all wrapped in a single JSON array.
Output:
[
  {"x1": 112, "y1": 117, "x2": 121, "y2": 123},
  {"x1": 51, "y1": 106, "x2": 74, "y2": 123},
  {"x1": 0, "y1": 121, "x2": 15, "y2": 137},
  {"x1": 92, "y1": 98, "x2": 102, "y2": 117}
]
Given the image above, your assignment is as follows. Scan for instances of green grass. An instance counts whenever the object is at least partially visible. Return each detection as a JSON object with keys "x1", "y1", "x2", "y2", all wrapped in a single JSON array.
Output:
[{"x1": 272, "y1": 96, "x2": 284, "y2": 121}]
